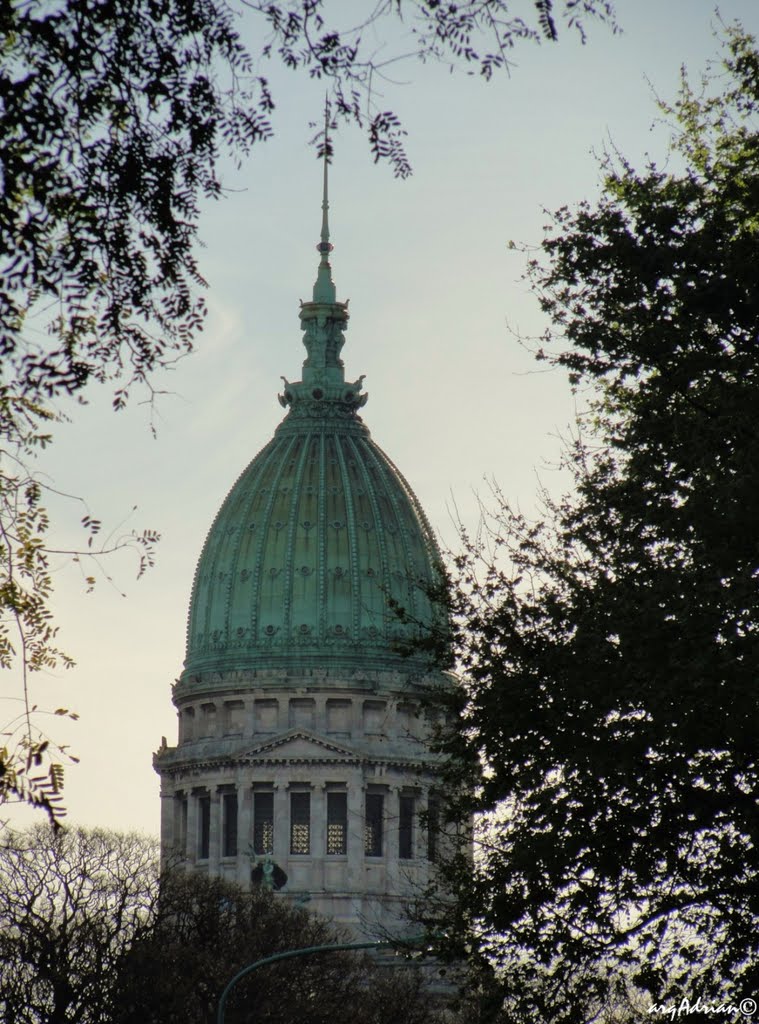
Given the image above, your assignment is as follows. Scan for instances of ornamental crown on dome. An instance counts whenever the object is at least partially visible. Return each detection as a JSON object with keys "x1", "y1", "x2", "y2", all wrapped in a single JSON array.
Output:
[{"x1": 278, "y1": 115, "x2": 367, "y2": 417}]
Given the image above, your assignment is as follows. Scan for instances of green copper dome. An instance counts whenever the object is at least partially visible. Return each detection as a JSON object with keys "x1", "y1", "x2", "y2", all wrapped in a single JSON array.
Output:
[{"x1": 181, "y1": 157, "x2": 442, "y2": 683}]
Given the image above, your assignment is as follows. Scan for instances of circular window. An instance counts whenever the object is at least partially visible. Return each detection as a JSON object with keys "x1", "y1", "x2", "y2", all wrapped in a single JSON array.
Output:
[
  {"x1": 264, "y1": 625, "x2": 275, "y2": 636},
  {"x1": 312, "y1": 388, "x2": 324, "y2": 400}
]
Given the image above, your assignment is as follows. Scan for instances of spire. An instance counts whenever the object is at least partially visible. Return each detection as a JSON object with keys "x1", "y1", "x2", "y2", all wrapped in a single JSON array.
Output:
[
  {"x1": 278, "y1": 102, "x2": 367, "y2": 416},
  {"x1": 313, "y1": 99, "x2": 336, "y2": 304}
]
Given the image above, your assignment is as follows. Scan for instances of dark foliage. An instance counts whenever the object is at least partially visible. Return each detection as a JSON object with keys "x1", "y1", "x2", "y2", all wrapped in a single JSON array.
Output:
[
  {"x1": 0, "y1": 825, "x2": 434, "y2": 1024},
  {"x1": 426, "y1": 24, "x2": 759, "y2": 1023}
]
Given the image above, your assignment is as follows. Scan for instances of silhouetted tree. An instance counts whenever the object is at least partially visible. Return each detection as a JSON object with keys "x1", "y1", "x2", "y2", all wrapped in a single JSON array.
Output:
[
  {"x1": 0, "y1": 824, "x2": 436, "y2": 1024},
  {"x1": 425, "y1": 23, "x2": 759, "y2": 1024}
]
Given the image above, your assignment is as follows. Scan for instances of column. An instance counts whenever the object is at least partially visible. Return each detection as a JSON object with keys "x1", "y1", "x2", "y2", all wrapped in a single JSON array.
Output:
[
  {"x1": 159, "y1": 787, "x2": 174, "y2": 853},
  {"x1": 311, "y1": 783, "x2": 325, "y2": 889},
  {"x1": 237, "y1": 784, "x2": 253, "y2": 886},
  {"x1": 273, "y1": 775, "x2": 289, "y2": 865},
  {"x1": 186, "y1": 791, "x2": 198, "y2": 864},
  {"x1": 347, "y1": 780, "x2": 364, "y2": 893},
  {"x1": 386, "y1": 786, "x2": 400, "y2": 894},
  {"x1": 209, "y1": 787, "x2": 222, "y2": 874}
]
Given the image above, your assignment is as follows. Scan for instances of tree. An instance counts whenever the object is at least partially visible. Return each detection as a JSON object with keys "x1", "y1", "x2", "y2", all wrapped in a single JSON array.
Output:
[
  {"x1": 114, "y1": 870, "x2": 432, "y2": 1024},
  {"x1": 0, "y1": 824, "x2": 438, "y2": 1024},
  {"x1": 426, "y1": 23, "x2": 759, "y2": 1023},
  {"x1": 0, "y1": 825, "x2": 157, "y2": 1024},
  {"x1": 0, "y1": 0, "x2": 617, "y2": 821}
]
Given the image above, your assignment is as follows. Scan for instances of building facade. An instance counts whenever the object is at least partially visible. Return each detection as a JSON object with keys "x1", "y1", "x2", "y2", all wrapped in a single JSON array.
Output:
[{"x1": 154, "y1": 164, "x2": 450, "y2": 938}]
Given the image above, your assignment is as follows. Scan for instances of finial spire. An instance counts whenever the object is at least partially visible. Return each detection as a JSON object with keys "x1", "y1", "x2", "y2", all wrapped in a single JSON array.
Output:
[
  {"x1": 278, "y1": 97, "x2": 367, "y2": 415},
  {"x1": 313, "y1": 97, "x2": 336, "y2": 304}
]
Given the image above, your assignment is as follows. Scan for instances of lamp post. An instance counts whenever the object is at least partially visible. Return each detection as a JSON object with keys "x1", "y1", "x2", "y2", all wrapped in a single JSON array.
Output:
[{"x1": 216, "y1": 934, "x2": 427, "y2": 1024}]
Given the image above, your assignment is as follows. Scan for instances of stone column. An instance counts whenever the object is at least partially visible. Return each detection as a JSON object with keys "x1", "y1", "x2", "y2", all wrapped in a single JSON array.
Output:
[
  {"x1": 237, "y1": 783, "x2": 253, "y2": 886},
  {"x1": 386, "y1": 785, "x2": 400, "y2": 894},
  {"x1": 209, "y1": 788, "x2": 222, "y2": 874},
  {"x1": 159, "y1": 787, "x2": 174, "y2": 854},
  {"x1": 186, "y1": 791, "x2": 198, "y2": 864},
  {"x1": 273, "y1": 776, "x2": 289, "y2": 864},
  {"x1": 347, "y1": 780, "x2": 364, "y2": 893},
  {"x1": 311, "y1": 782, "x2": 325, "y2": 889}
]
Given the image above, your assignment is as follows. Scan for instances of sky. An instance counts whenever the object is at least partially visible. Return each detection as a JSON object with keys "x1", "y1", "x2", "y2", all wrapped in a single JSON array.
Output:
[{"x1": 4, "y1": 0, "x2": 757, "y2": 837}]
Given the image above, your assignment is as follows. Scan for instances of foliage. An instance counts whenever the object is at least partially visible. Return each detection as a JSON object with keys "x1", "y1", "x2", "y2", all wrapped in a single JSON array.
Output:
[
  {"x1": 0, "y1": 0, "x2": 616, "y2": 822},
  {"x1": 427, "y1": 24, "x2": 759, "y2": 1023},
  {"x1": 0, "y1": 824, "x2": 437, "y2": 1024},
  {"x1": 0, "y1": 0, "x2": 270, "y2": 821},
  {"x1": 0, "y1": 824, "x2": 158, "y2": 1024},
  {"x1": 249, "y1": 0, "x2": 617, "y2": 177},
  {"x1": 115, "y1": 870, "x2": 433, "y2": 1024}
]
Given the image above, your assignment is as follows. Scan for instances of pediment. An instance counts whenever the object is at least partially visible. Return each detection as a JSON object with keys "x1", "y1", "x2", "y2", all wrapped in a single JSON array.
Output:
[{"x1": 236, "y1": 729, "x2": 360, "y2": 764}]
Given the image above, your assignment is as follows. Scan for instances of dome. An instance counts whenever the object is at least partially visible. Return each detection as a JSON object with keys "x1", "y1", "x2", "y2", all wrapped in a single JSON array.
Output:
[
  {"x1": 183, "y1": 410, "x2": 441, "y2": 679},
  {"x1": 181, "y1": 170, "x2": 442, "y2": 684}
]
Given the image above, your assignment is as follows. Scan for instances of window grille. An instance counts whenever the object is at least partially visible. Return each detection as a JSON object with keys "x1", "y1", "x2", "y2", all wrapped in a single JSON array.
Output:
[
  {"x1": 327, "y1": 792, "x2": 347, "y2": 855},
  {"x1": 253, "y1": 791, "x2": 274, "y2": 855},
  {"x1": 364, "y1": 793, "x2": 383, "y2": 857},
  {"x1": 290, "y1": 791, "x2": 311, "y2": 855}
]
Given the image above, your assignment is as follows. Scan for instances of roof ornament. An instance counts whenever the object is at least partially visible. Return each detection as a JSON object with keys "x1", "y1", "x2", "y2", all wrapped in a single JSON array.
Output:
[
  {"x1": 277, "y1": 99, "x2": 366, "y2": 414},
  {"x1": 313, "y1": 97, "x2": 336, "y2": 304}
]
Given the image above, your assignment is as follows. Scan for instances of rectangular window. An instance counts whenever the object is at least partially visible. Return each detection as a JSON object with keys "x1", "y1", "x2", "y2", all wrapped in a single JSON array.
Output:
[
  {"x1": 197, "y1": 794, "x2": 210, "y2": 860},
  {"x1": 199, "y1": 703, "x2": 217, "y2": 738},
  {"x1": 399, "y1": 795, "x2": 414, "y2": 860},
  {"x1": 222, "y1": 792, "x2": 238, "y2": 858},
  {"x1": 289, "y1": 698, "x2": 315, "y2": 730},
  {"x1": 253, "y1": 791, "x2": 274, "y2": 856},
  {"x1": 326, "y1": 792, "x2": 347, "y2": 855},
  {"x1": 427, "y1": 795, "x2": 439, "y2": 863},
  {"x1": 363, "y1": 700, "x2": 386, "y2": 735},
  {"x1": 364, "y1": 793, "x2": 383, "y2": 857},
  {"x1": 182, "y1": 708, "x2": 195, "y2": 743},
  {"x1": 326, "y1": 699, "x2": 352, "y2": 736},
  {"x1": 254, "y1": 699, "x2": 278, "y2": 733},
  {"x1": 224, "y1": 700, "x2": 244, "y2": 736},
  {"x1": 290, "y1": 791, "x2": 311, "y2": 855}
]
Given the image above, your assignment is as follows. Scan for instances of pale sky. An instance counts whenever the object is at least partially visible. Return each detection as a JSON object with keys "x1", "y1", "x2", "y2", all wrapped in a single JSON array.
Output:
[{"x1": 5, "y1": 0, "x2": 757, "y2": 836}]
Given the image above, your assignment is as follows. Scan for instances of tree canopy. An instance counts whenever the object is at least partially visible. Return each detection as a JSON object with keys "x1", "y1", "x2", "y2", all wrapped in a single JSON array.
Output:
[
  {"x1": 427, "y1": 23, "x2": 759, "y2": 1022},
  {"x1": 0, "y1": 824, "x2": 437, "y2": 1024}
]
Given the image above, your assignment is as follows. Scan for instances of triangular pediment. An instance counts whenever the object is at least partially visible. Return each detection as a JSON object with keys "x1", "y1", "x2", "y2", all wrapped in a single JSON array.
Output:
[{"x1": 236, "y1": 729, "x2": 361, "y2": 764}]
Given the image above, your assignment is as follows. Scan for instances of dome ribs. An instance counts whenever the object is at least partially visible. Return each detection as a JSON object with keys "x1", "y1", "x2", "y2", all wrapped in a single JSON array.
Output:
[
  {"x1": 317, "y1": 430, "x2": 328, "y2": 649},
  {"x1": 349, "y1": 434, "x2": 390, "y2": 643},
  {"x1": 281, "y1": 433, "x2": 312, "y2": 643},
  {"x1": 334, "y1": 433, "x2": 361, "y2": 642},
  {"x1": 250, "y1": 434, "x2": 298, "y2": 649}
]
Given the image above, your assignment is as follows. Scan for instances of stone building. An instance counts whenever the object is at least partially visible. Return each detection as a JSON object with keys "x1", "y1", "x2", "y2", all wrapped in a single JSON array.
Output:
[{"x1": 154, "y1": 161, "x2": 450, "y2": 938}]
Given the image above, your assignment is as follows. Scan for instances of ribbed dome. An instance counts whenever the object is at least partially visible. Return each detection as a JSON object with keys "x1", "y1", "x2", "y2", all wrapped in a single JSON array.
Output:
[
  {"x1": 182, "y1": 408, "x2": 441, "y2": 680},
  {"x1": 181, "y1": 165, "x2": 442, "y2": 683}
]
